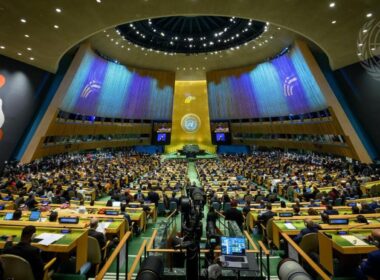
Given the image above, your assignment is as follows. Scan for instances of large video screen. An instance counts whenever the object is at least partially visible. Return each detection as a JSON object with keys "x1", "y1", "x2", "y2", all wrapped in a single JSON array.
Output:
[
  {"x1": 60, "y1": 50, "x2": 174, "y2": 120},
  {"x1": 207, "y1": 46, "x2": 327, "y2": 120}
]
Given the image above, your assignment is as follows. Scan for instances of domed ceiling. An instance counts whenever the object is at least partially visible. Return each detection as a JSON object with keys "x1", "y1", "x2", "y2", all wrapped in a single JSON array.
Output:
[
  {"x1": 116, "y1": 16, "x2": 266, "y2": 54},
  {"x1": 0, "y1": 0, "x2": 378, "y2": 78}
]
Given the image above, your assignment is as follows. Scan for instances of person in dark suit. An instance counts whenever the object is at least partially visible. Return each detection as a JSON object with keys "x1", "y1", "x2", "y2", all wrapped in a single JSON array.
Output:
[
  {"x1": 224, "y1": 201, "x2": 244, "y2": 230},
  {"x1": 88, "y1": 218, "x2": 106, "y2": 249},
  {"x1": 25, "y1": 194, "x2": 37, "y2": 210},
  {"x1": 134, "y1": 189, "x2": 145, "y2": 202},
  {"x1": 169, "y1": 193, "x2": 179, "y2": 209},
  {"x1": 147, "y1": 190, "x2": 159, "y2": 206},
  {"x1": 323, "y1": 205, "x2": 339, "y2": 215},
  {"x1": 3, "y1": 225, "x2": 44, "y2": 280},
  {"x1": 293, "y1": 219, "x2": 320, "y2": 243},
  {"x1": 258, "y1": 203, "x2": 276, "y2": 226},
  {"x1": 357, "y1": 229, "x2": 380, "y2": 279}
]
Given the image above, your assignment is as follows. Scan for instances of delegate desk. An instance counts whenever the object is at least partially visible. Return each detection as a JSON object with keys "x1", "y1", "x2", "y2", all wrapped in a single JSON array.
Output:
[
  {"x1": 247, "y1": 206, "x2": 353, "y2": 231},
  {"x1": 0, "y1": 211, "x2": 126, "y2": 239},
  {"x1": 272, "y1": 215, "x2": 380, "y2": 248},
  {"x1": 84, "y1": 200, "x2": 157, "y2": 222},
  {"x1": 49, "y1": 205, "x2": 146, "y2": 230},
  {"x1": 0, "y1": 225, "x2": 87, "y2": 272},
  {"x1": 318, "y1": 229, "x2": 379, "y2": 275},
  {"x1": 360, "y1": 180, "x2": 380, "y2": 195}
]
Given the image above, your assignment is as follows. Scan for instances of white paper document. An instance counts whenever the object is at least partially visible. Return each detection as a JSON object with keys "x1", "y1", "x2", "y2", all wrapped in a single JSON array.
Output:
[
  {"x1": 341, "y1": 235, "x2": 368, "y2": 246},
  {"x1": 96, "y1": 222, "x2": 111, "y2": 234},
  {"x1": 36, "y1": 233, "x2": 64, "y2": 246},
  {"x1": 284, "y1": 222, "x2": 296, "y2": 230}
]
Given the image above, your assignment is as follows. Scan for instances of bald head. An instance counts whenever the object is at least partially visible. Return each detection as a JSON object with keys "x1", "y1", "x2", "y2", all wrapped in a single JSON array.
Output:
[
  {"x1": 371, "y1": 229, "x2": 380, "y2": 243},
  {"x1": 304, "y1": 218, "x2": 315, "y2": 229},
  {"x1": 90, "y1": 218, "x2": 99, "y2": 229}
]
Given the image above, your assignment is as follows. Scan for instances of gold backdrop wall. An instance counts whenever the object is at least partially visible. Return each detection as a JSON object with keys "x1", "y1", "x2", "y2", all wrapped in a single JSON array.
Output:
[{"x1": 166, "y1": 80, "x2": 215, "y2": 153}]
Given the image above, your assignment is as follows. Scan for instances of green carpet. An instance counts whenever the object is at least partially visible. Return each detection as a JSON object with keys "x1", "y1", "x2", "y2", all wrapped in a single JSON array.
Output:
[{"x1": 187, "y1": 162, "x2": 201, "y2": 186}]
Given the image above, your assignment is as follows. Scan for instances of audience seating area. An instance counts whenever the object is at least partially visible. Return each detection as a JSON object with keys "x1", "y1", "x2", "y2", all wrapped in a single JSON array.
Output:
[{"x1": 0, "y1": 150, "x2": 379, "y2": 279}]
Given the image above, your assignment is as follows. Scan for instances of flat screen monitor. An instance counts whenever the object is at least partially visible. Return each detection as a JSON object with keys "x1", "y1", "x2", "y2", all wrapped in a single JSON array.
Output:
[
  {"x1": 4, "y1": 213, "x2": 13, "y2": 220},
  {"x1": 348, "y1": 202, "x2": 357, "y2": 207},
  {"x1": 129, "y1": 204, "x2": 140, "y2": 208},
  {"x1": 0, "y1": 205, "x2": 4, "y2": 210},
  {"x1": 59, "y1": 217, "x2": 79, "y2": 224},
  {"x1": 157, "y1": 133, "x2": 167, "y2": 142},
  {"x1": 329, "y1": 218, "x2": 349, "y2": 225},
  {"x1": 105, "y1": 210, "x2": 119, "y2": 216},
  {"x1": 29, "y1": 211, "x2": 41, "y2": 221},
  {"x1": 221, "y1": 236, "x2": 246, "y2": 256},
  {"x1": 215, "y1": 133, "x2": 226, "y2": 142},
  {"x1": 279, "y1": 212, "x2": 293, "y2": 217}
]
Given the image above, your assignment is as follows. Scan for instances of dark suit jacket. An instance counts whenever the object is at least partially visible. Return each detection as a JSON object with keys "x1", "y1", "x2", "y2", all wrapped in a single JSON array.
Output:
[
  {"x1": 258, "y1": 210, "x2": 276, "y2": 226},
  {"x1": 293, "y1": 226, "x2": 319, "y2": 244},
  {"x1": 3, "y1": 241, "x2": 44, "y2": 280},
  {"x1": 358, "y1": 249, "x2": 380, "y2": 279},
  {"x1": 88, "y1": 228, "x2": 106, "y2": 249},
  {"x1": 324, "y1": 209, "x2": 339, "y2": 215},
  {"x1": 225, "y1": 208, "x2": 244, "y2": 229}
]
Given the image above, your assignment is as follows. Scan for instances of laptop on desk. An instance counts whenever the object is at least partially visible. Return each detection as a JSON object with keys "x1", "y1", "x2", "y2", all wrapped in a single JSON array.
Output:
[{"x1": 219, "y1": 236, "x2": 249, "y2": 269}]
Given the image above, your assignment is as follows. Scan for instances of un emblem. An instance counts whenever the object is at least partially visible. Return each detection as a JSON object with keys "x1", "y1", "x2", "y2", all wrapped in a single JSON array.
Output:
[
  {"x1": 181, "y1": 114, "x2": 201, "y2": 133},
  {"x1": 357, "y1": 19, "x2": 380, "y2": 81}
]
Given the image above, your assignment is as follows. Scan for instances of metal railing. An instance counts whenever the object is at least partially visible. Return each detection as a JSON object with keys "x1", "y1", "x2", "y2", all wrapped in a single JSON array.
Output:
[
  {"x1": 127, "y1": 240, "x2": 147, "y2": 280},
  {"x1": 258, "y1": 240, "x2": 271, "y2": 280},
  {"x1": 95, "y1": 232, "x2": 132, "y2": 280}
]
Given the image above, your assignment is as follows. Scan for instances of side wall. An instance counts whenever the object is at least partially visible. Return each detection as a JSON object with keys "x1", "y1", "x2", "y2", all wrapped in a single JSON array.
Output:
[{"x1": 0, "y1": 55, "x2": 51, "y2": 168}]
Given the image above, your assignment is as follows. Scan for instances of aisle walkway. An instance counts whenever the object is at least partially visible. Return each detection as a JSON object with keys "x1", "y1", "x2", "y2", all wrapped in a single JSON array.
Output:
[{"x1": 187, "y1": 161, "x2": 201, "y2": 187}]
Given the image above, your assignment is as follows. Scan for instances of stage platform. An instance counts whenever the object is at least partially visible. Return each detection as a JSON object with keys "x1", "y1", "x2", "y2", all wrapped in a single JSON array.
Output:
[{"x1": 162, "y1": 152, "x2": 218, "y2": 160}]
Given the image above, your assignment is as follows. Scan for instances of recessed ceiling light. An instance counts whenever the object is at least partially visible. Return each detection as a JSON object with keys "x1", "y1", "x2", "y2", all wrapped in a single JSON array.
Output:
[
  {"x1": 363, "y1": 29, "x2": 368, "y2": 33},
  {"x1": 24, "y1": 34, "x2": 30, "y2": 38},
  {"x1": 96, "y1": 0, "x2": 101, "y2": 3},
  {"x1": 358, "y1": 53, "x2": 362, "y2": 56},
  {"x1": 0, "y1": 46, "x2": 5, "y2": 49},
  {"x1": 17, "y1": 52, "x2": 22, "y2": 56},
  {"x1": 366, "y1": 13, "x2": 373, "y2": 18},
  {"x1": 331, "y1": 20, "x2": 337, "y2": 24},
  {"x1": 27, "y1": 47, "x2": 32, "y2": 51},
  {"x1": 329, "y1": 2, "x2": 335, "y2": 8},
  {"x1": 358, "y1": 43, "x2": 363, "y2": 47},
  {"x1": 371, "y1": 48, "x2": 376, "y2": 51},
  {"x1": 29, "y1": 57, "x2": 34, "y2": 60},
  {"x1": 55, "y1": 8, "x2": 62, "y2": 13},
  {"x1": 20, "y1": 18, "x2": 27, "y2": 23},
  {"x1": 54, "y1": 25, "x2": 59, "y2": 29}
]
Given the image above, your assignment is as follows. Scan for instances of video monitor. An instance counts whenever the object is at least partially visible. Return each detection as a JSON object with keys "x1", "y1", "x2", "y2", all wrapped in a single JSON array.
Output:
[
  {"x1": 157, "y1": 133, "x2": 167, "y2": 142},
  {"x1": 328, "y1": 218, "x2": 349, "y2": 225},
  {"x1": 216, "y1": 133, "x2": 226, "y2": 142},
  {"x1": 105, "y1": 210, "x2": 119, "y2": 216},
  {"x1": 221, "y1": 236, "x2": 246, "y2": 256},
  {"x1": 29, "y1": 211, "x2": 41, "y2": 221},
  {"x1": 0, "y1": 205, "x2": 4, "y2": 210},
  {"x1": 58, "y1": 217, "x2": 79, "y2": 224},
  {"x1": 4, "y1": 213, "x2": 13, "y2": 220},
  {"x1": 279, "y1": 212, "x2": 293, "y2": 217},
  {"x1": 347, "y1": 202, "x2": 357, "y2": 207}
]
